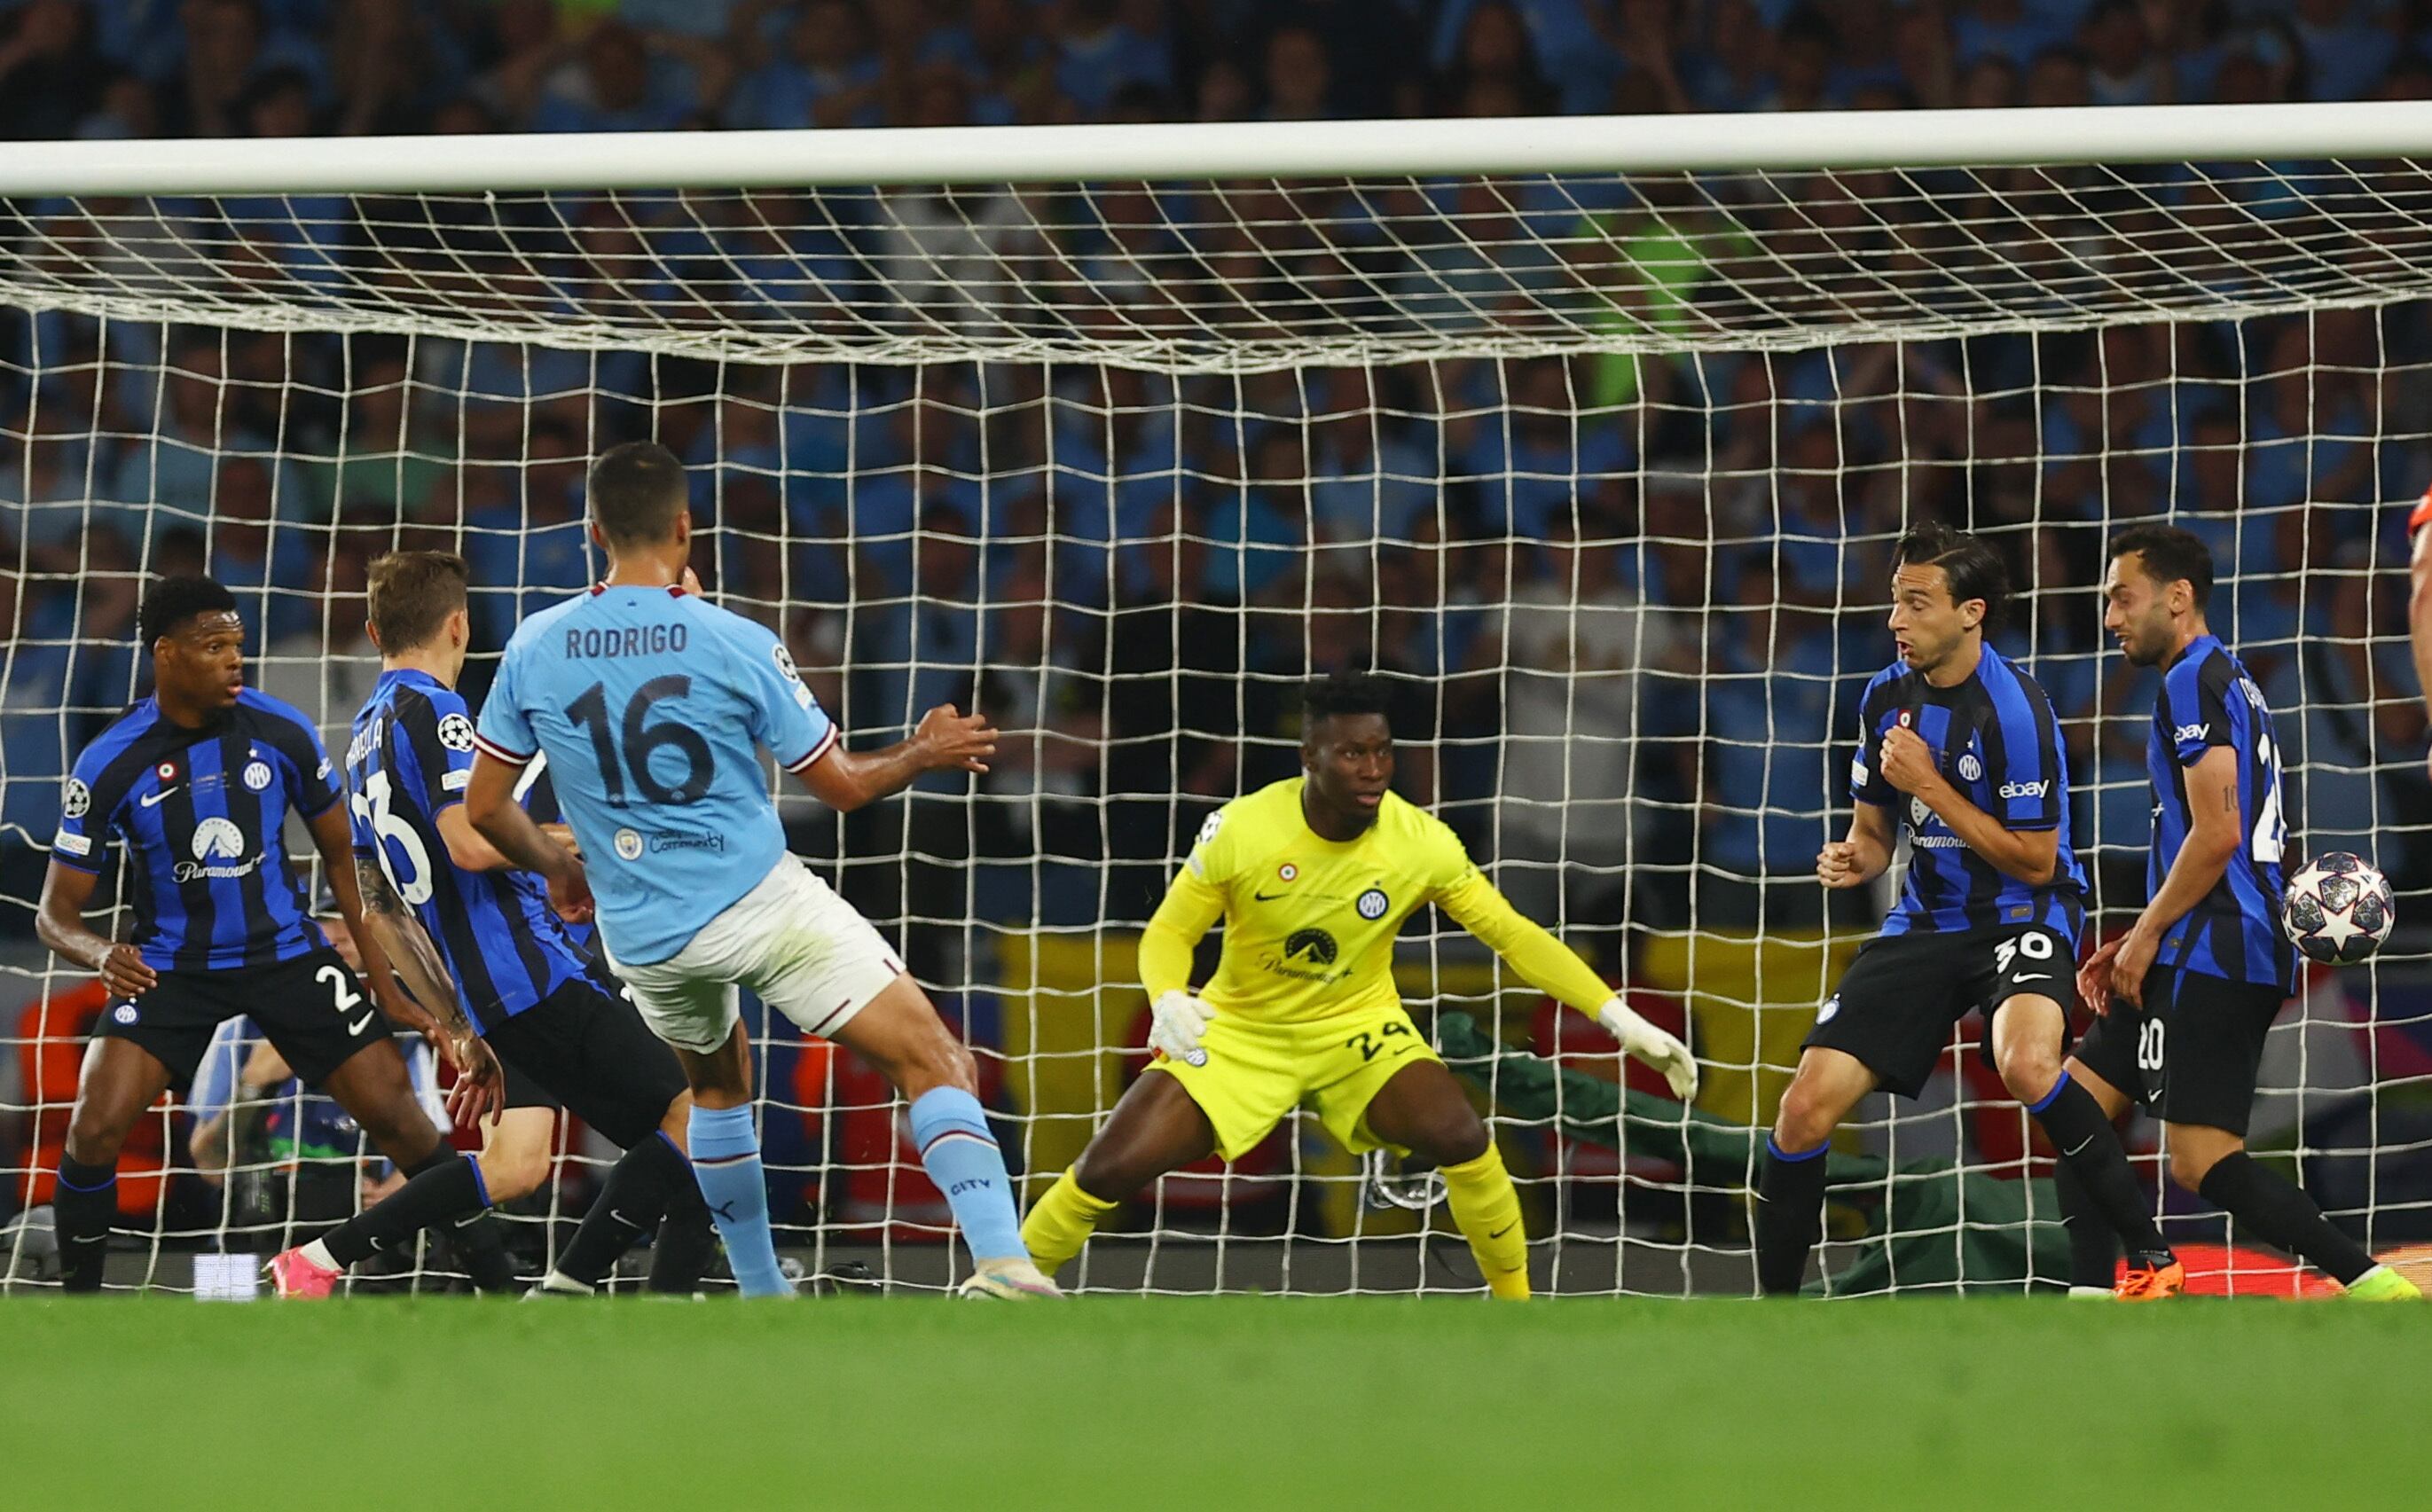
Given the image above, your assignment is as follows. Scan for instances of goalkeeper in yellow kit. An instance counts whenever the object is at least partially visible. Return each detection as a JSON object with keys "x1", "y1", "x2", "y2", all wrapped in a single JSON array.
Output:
[{"x1": 1023, "y1": 673, "x2": 1698, "y2": 1298}]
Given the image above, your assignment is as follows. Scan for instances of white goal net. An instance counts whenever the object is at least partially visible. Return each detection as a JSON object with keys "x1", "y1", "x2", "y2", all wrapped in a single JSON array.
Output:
[{"x1": 5, "y1": 106, "x2": 2432, "y2": 1295}]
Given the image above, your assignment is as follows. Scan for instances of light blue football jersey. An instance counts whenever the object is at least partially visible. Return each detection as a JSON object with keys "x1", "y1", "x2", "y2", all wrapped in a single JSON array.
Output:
[{"x1": 474, "y1": 584, "x2": 836, "y2": 964}]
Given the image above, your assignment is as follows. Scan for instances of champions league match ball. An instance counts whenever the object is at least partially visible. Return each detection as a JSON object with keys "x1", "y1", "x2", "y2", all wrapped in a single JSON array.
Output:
[{"x1": 2282, "y1": 852, "x2": 2396, "y2": 965}]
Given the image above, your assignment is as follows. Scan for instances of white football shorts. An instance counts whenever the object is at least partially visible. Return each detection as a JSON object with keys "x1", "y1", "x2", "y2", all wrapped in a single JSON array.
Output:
[{"x1": 603, "y1": 855, "x2": 905, "y2": 1054}]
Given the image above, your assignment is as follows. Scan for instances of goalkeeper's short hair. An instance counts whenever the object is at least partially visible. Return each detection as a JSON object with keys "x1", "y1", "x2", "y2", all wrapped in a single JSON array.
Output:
[{"x1": 1302, "y1": 670, "x2": 1393, "y2": 732}]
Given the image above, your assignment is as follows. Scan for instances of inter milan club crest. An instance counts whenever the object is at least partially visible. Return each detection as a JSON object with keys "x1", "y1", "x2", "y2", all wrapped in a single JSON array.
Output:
[
  {"x1": 1356, "y1": 888, "x2": 1389, "y2": 921},
  {"x1": 242, "y1": 761, "x2": 272, "y2": 792},
  {"x1": 1957, "y1": 753, "x2": 1981, "y2": 782}
]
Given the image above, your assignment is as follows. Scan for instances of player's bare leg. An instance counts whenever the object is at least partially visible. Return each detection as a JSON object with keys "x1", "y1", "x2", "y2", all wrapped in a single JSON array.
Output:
[
  {"x1": 833, "y1": 972, "x2": 1058, "y2": 1297},
  {"x1": 53, "y1": 1038, "x2": 175, "y2": 1292},
  {"x1": 319, "y1": 1037, "x2": 450, "y2": 1167},
  {"x1": 477, "y1": 1107, "x2": 556, "y2": 1202},
  {"x1": 1362, "y1": 1059, "x2": 1530, "y2": 1298},
  {"x1": 1024, "y1": 1068, "x2": 1217, "y2": 1281},
  {"x1": 1989, "y1": 993, "x2": 2179, "y2": 1297},
  {"x1": 1072, "y1": 1069, "x2": 1219, "y2": 1198},
  {"x1": 1753, "y1": 1046, "x2": 1874, "y2": 1295}
]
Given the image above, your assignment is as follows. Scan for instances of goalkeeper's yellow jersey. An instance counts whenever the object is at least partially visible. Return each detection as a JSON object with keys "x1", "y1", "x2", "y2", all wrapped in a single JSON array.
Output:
[{"x1": 1139, "y1": 777, "x2": 1615, "y2": 1028}]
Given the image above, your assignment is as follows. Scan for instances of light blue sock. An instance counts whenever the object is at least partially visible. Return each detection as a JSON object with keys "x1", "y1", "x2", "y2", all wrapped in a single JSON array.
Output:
[
  {"x1": 909, "y1": 1087, "x2": 1026, "y2": 1262},
  {"x1": 686, "y1": 1103, "x2": 792, "y2": 1299}
]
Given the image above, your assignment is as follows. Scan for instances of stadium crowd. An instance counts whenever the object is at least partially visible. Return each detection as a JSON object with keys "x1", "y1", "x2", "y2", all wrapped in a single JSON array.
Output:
[{"x1": 4, "y1": 0, "x2": 2430, "y2": 946}]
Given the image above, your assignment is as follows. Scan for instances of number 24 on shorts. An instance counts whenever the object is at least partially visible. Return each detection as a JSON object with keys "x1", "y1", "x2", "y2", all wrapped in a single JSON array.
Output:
[{"x1": 1345, "y1": 1020, "x2": 1415, "y2": 1062}]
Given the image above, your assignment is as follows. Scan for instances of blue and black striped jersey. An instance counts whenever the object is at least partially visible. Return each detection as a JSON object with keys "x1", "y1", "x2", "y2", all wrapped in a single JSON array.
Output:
[
  {"x1": 51, "y1": 690, "x2": 338, "y2": 972},
  {"x1": 1849, "y1": 645, "x2": 2087, "y2": 940},
  {"x1": 346, "y1": 668, "x2": 590, "y2": 1036},
  {"x1": 2146, "y1": 635, "x2": 2296, "y2": 992}
]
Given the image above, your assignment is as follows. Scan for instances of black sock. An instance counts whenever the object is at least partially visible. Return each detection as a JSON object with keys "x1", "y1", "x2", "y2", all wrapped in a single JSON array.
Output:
[
  {"x1": 450, "y1": 1209, "x2": 519, "y2": 1292},
  {"x1": 2052, "y1": 1156, "x2": 2118, "y2": 1289},
  {"x1": 1753, "y1": 1139, "x2": 1830, "y2": 1296},
  {"x1": 647, "y1": 1162, "x2": 717, "y2": 1295},
  {"x1": 2028, "y1": 1075, "x2": 2170, "y2": 1261},
  {"x1": 2198, "y1": 1150, "x2": 2377, "y2": 1287},
  {"x1": 53, "y1": 1157, "x2": 117, "y2": 1294},
  {"x1": 321, "y1": 1148, "x2": 487, "y2": 1268},
  {"x1": 557, "y1": 1133, "x2": 690, "y2": 1288}
]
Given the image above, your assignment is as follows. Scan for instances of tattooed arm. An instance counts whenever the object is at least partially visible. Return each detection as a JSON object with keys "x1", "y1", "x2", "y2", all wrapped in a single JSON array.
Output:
[{"x1": 353, "y1": 853, "x2": 505, "y2": 1124}]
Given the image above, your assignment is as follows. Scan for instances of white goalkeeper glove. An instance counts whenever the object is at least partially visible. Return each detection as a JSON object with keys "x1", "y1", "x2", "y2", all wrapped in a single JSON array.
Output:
[
  {"x1": 1596, "y1": 997, "x2": 1698, "y2": 1101},
  {"x1": 1148, "y1": 990, "x2": 1216, "y2": 1067}
]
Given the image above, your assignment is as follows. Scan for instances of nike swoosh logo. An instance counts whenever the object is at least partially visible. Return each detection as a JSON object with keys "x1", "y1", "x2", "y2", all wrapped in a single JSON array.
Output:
[
  {"x1": 2012, "y1": 974, "x2": 2049, "y2": 983},
  {"x1": 1252, "y1": 890, "x2": 1291, "y2": 901},
  {"x1": 348, "y1": 1012, "x2": 376, "y2": 1035},
  {"x1": 1488, "y1": 1223, "x2": 1517, "y2": 1239},
  {"x1": 139, "y1": 787, "x2": 177, "y2": 808},
  {"x1": 2063, "y1": 1135, "x2": 2094, "y2": 1157}
]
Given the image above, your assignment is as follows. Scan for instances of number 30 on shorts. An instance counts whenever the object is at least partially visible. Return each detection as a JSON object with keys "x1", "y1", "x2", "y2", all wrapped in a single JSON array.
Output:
[{"x1": 1991, "y1": 930, "x2": 2056, "y2": 975}]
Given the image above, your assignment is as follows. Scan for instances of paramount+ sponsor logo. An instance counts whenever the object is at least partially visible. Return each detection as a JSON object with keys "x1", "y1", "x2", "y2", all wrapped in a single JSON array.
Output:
[
  {"x1": 1262, "y1": 926, "x2": 1348, "y2": 984},
  {"x1": 174, "y1": 817, "x2": 259, "y2": 881}
]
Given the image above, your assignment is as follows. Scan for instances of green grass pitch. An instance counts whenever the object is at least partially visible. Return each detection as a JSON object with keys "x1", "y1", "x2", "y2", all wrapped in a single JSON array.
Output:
[{"x1": 5, "y1": 1297, "x2": 2428, "y2": 1510}]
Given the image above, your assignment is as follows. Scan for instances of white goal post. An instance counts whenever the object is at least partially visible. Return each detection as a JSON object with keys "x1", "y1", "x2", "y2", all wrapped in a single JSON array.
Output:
[{"x1": 4, "y1": 102, "x2": 2431, "y2": 1296}]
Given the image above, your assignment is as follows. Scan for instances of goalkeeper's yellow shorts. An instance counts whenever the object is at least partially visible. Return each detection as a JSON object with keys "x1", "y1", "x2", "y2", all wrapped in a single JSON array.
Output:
[{"x1": 1145, "y1": 1001, "x2": 1440, "y2": 1161}]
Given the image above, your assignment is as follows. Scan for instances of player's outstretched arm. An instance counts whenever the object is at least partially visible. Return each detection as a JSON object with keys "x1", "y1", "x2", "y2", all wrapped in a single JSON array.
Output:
[
  {"x1": 795, "y1": 703, "x2": 998, "y2": 812},
  {"x1": 1878, "y1": 725, "x2": 2059, "y2": 886},
  {"x1": 1816, "y1": 803, "x2": 1894, "y2": 889},
  {"x1": 464, "y1": 752, "x2": 591, "y2": 922},
  {"x1": 1436, "y1": 872, "x2": 1698, "y2": 1100},
  {"x1": 34, "y1": 862, "x2": 155, "y2": 999},
  {"x1": 351, "y1": 854, "x2": 503, "y2": 1124}
]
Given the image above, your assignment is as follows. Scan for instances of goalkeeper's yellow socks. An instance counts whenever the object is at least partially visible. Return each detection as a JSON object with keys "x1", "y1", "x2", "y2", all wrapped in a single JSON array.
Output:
[
  {"x1": 1442, "y1": 1145, "x2": 1530, "y2": 1300},
  {"x1": 1021, "y1": 1169, "x2": 1117, "y2": 1276}
]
